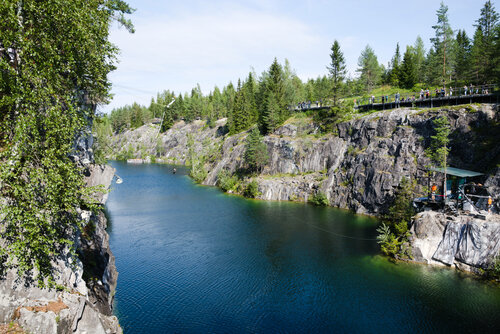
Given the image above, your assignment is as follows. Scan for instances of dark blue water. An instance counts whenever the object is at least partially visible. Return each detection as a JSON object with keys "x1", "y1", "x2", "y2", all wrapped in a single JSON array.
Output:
[{"x1": 106, "y1": 162, "x2": 500, "y2": 333}]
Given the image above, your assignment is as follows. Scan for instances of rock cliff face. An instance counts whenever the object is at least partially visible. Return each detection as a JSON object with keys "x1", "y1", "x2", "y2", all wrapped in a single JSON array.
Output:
[
  {"x1": 411, "y1": 211, "x2": 500, "y2": 272},
  {"x1": 0, "y1": 164, "x2": 120, "y2": 334},
  {"x1": 107, "y1": 104, "x2": 499, "y2": 215}
]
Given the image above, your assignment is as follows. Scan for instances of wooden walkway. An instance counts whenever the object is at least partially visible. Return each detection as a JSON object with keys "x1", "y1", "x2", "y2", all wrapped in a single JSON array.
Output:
[
  {"x1": 355, "y1": 92, "x2": 499, "y2": 112},
  {"x1": 290, "y1": 84, "x2": 499, "y2": 113}
]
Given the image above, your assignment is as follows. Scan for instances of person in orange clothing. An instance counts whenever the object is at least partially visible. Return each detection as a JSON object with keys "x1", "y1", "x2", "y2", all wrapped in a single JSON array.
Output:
[{"x1": 431, "y1": 184, "x2": 437, "y2": 201}]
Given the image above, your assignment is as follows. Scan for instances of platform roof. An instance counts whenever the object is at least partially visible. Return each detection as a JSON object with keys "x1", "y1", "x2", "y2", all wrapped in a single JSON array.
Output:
[{"x1": 429, "y1": 167, "x2": 483, "y2": 178}]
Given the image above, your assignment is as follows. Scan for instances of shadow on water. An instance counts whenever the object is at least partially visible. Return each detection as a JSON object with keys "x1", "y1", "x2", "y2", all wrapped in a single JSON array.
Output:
[{"x1": 106, "y1": 161, "x2": 500, "y2": 334}]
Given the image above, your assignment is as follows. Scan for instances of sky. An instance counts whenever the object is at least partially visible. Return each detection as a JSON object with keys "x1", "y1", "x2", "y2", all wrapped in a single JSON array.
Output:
[{"x1": 101, "y1": 0, "x2": 487, "y2": 113}]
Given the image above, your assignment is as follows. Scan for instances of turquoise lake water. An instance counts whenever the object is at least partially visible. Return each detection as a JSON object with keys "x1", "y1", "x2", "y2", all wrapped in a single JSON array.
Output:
[{"x1": 106, "y1": 162, "x2": 500, "y2": 333}]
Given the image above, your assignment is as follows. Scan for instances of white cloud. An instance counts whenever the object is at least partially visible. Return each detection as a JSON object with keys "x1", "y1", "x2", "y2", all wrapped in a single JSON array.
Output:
[{"x1": 103, "y1": 5, "x2": 326, "y2": 112}]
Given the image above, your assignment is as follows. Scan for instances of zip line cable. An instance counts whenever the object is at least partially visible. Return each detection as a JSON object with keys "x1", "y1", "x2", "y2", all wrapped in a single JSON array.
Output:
[
  {"x1": 112, "y1": 83, "x2": 158, "y2": 95},
  {"x1": 309, "y1": 224, "x2": 379, "y2": 241}
]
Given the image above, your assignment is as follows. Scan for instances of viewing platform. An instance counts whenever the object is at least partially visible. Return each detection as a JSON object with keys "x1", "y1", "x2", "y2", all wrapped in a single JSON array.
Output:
[{"x1": 290, "y1": 84, "x2": 499, "y2": 113}]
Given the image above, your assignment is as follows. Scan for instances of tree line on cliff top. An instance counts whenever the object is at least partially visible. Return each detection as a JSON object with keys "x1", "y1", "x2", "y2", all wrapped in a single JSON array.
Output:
[{"x1": 101, "y1": 1, "x2": 500, "y2": 138}]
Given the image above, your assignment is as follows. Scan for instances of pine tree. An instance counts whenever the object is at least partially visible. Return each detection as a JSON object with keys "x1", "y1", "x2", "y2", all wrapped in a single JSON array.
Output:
[
  {"x1": 244, "y1": 128, "x2": 269, "y2": 173},
  {"x1": 470, "y1": 28, "x2": 485, "y2": 83},
  {"x1": 473, "y1": 1, "x2": 499, "y2": 83},
  {"x1": 454, "y1": 30, "x2": 471, "y2": 84},
  {"x1": 259, "y1": 58, "x2": 287, "y2": 134},
  {"x1": 431, "y1": 115, "x2": 451, "y2": 203},
  {"x1": 356, "y1": 45, "x2": 382, "y2": 92},
  {"x1": 212, "y1": 86, "x2": 224, "y2": 119},
  {"x1": 223, "y1": 82, "x2": 236, "y2": 119},
  {"x1": 229, "y1": 79, "x2": 245, "y2": 134},
  {"x1": 494, "y1": 24, "x2": 500, "y2": 82},
  {"x1": 476, "y1": 0, "x2": 499, "y2": 40},
  {"x1": 389, "y1": 43, "x2": 401, "y2": 87},
  {"x1": 430, "y1": 2, "x2": 455, "y2": 85},
  {"x1": 414, "y1": 36, "x2": 426, "y2": 83},
  {"x1": 400, "y1": 46, "x2": 418, "y2": 89},
  {"x1": 327, "y1": 40, "x2": 346, "y2": 105},
  {"x1": 283, "y1": 59, "x2": 300, "y2": 106},
  {"x1": 243, "y1": 72, "x2": 258, "y2": 125},
  {"x1": 263, "y1": 91, "x2": 281, "y2": 134}
]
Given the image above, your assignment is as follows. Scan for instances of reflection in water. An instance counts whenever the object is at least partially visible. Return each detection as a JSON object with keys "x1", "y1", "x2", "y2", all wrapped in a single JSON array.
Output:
[{"x1": 107, "y1": 162, "x2": 500, "y2": 334}]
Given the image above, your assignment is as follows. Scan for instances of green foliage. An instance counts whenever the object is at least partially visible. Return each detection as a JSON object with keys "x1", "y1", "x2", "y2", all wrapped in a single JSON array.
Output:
[
  {"x1": 186, "y1": 134, "x2": 207, "y2": 183},
  {"x1": 93, "y1": 114, "x2": 113, "y2": 164},
  {"x1": 378, "y1": 177, "x2": 415, "y2": 259},
  {"x1": 228, "y1": 73, "x2": 258, "y2": 134},
  {"x1": 413, "y1": 36, "x2": 426, "y2": 83},
  {"x1": 244, "y1": 180, "x2": 260, "y2": 198},
  {"x1": 429, "y1": 115, "x2": 451, "y2": 170},
  {"x1": 429, "y1": 2, "x2": 455, "y2": 85},
  {"x1": 387, "y1": 43, "x2": 401, "y2": 87},
  {"x1": 399, "y1": 46, "x2": 418, "y2": 89},
  {"x1": 472, "y1": 0, "x2": 499, "y2": 84},
  {"x1": 376, "y1": 223, "x2": 401, "y2": 257},
  {"x1": 357, "y1": 45, "x2": 382, "y2": 92},
  {"x1": 328, "y1": 40, "x2": 346, "y2": 105},
  {"x1": 217, "y1": 170, "x2": 239, "y2": 192},
  {"x1": 0, "y1": 0, "x2": 133, "y2": 287},
  {"x1": 485, "y1": 254, "x2": 500, "y2": 280},
  {"x1": 259, "y1": 58, "x2": 289, "y2": 134},
  {"x1": 313, "y1": 102, "x2": 353, "y2": 133},
  {"x1": 190, "y1": 161, "x2": 207, "y2": 183},
  {"x1": 308, "y1": 192, "x2": 329, "y2": 206},
  {"x1": 454, "y1": 30, "x2": 471, "y2": 84},
  {"x1": 385, "y1": 177, "x2": 416, "y2": 226},
  {"x1": 116, "y1": 144, "x2": 135, "y2": 161},
  {"x1": 244, "y1": 128, "x2": 269, "y2": 172}
]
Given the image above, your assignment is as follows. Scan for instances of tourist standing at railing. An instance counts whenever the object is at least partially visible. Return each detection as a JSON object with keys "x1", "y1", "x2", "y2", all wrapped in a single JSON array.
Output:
[
  {"x1": 469, "y1": 83, "x2": 473, "y2": 95},
  {"x1": 464, "y1": 85, "x2": 468, "y2": 95},
  {"x1": 449, "y1": 86, "x2": 453, "y2": 96},
  {"x1": 395, "y1": 92, "x2": 400, "y2": 107}
]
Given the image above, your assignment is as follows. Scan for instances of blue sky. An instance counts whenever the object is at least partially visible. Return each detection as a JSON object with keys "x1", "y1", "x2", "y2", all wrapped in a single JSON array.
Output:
[{"x1": 101, "y1": 0, "x2": 486, "y2": 113}]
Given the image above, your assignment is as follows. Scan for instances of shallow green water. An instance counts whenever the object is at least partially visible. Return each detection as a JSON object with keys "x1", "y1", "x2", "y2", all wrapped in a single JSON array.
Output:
[{"x1": 106, "y1": 162, "x2": 500, "y2": 333}]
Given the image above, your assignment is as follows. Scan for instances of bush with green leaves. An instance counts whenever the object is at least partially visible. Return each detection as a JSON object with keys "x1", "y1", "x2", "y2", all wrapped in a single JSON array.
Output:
[
  {"x1": 376, "y1": 223, "x2": 402, "y2": 257},
  {"x1": 308, "y1": 192, "x2": 329, "y2": 206},
  {"x1": 244, "y1": 180, "x2": 260, "y2": 198},
  {"x1": 312, "y1": 102, "x2": 353, "y2": 133},
  {"x1": 0, "y1": 0, "x2": 133, "y2": 287},
  {"x1": 217, "y1": 170, "x2": 239, "y2": 192},
  {"x1": 377, "y1": 177, "x2": 416, "y2": 259},
  {"x1": 487, "y1": 255, "x2": 500, "y2": 280}
]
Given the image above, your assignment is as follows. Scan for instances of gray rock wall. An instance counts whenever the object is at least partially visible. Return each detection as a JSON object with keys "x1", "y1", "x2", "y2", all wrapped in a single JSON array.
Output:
[
  {"x1": 107, "y1": 104, "x2": 499, "y2": 215},
  {"x1": 411, "y1": 212, "x2": 500, "y2": 271}
]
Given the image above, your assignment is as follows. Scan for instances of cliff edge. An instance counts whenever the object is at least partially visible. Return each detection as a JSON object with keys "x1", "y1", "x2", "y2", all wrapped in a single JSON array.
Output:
[{"x1": 0, "y1": 164, "x2": 120, "y2": 334}]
